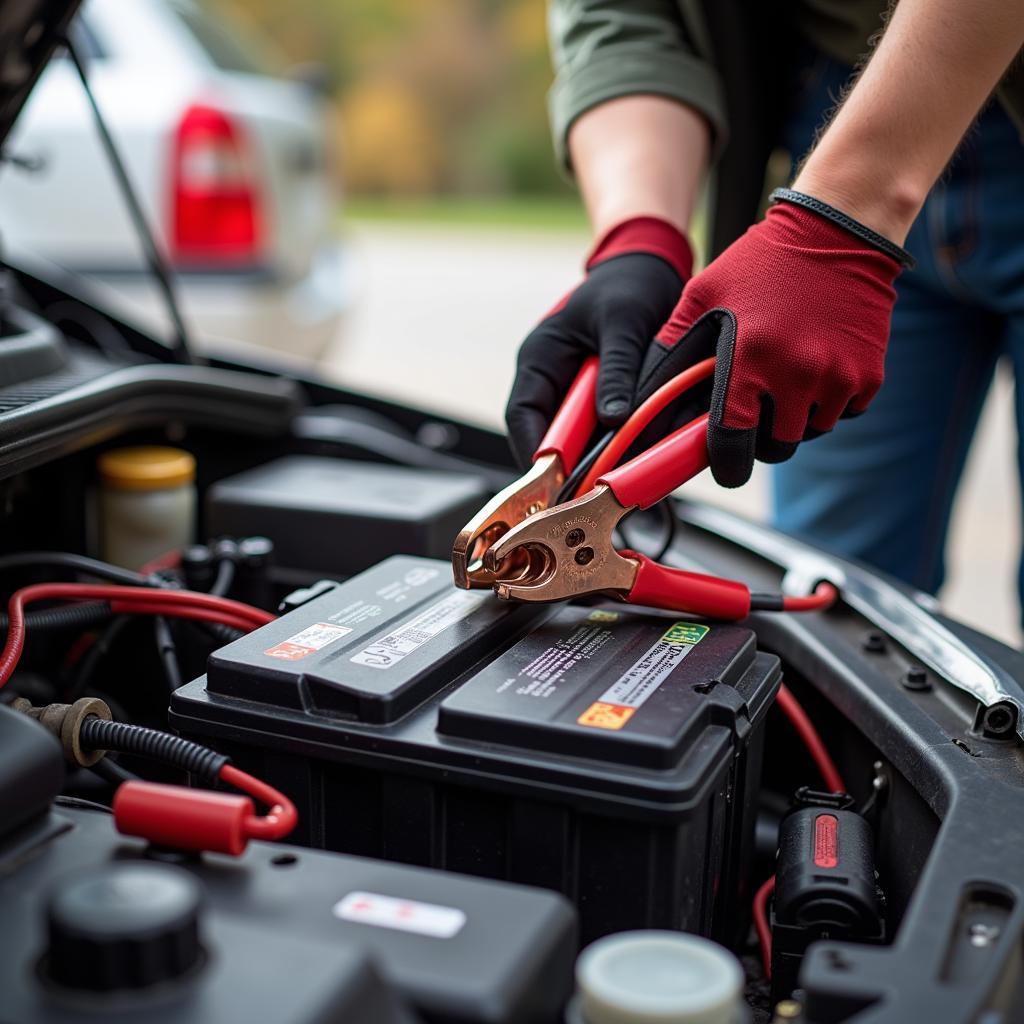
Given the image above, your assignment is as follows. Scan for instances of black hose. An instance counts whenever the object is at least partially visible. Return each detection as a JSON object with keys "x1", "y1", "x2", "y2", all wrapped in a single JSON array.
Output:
[
  {"x1": 79, "y1": 718, "x2": 228, "y2": 785},
  {"x1": 55, "y1": 795, "x2": 112, "y2": 814},
  {"x1": 153, "y1": 617, "x2": 183, "y2": 692},
  {"x1": 0, "y1": 552, "x2": 147, "y2": 586},
  {"x1": 89, "y1": 756, "x2": 139, "y2": 785},
  {"x1": 557, "y1": 430, "x2": 615, "y2": 504},
  {"x1": 209, "y1": 558, "x2": 236, "y2": 598},
  {"x1": 66, "y1": 616, "x2": 133, "y2": 701},
  {"x1": 7, "y1": 601, "x2": 113, "y2": 634}
]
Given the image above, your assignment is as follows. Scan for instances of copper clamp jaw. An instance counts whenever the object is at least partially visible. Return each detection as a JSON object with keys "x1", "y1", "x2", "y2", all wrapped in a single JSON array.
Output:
[
  {"x1": 451, "y1": 453, "x2": 568, "y2": 589},
  {"x1": 482, "y1": 484, "x2": 638, "y2": 602}
]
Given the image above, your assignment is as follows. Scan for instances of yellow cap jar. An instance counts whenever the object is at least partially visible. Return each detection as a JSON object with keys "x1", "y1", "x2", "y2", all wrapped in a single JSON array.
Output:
[{"x1": 97, "y1": 447, "x2": 197, "y2": 570}]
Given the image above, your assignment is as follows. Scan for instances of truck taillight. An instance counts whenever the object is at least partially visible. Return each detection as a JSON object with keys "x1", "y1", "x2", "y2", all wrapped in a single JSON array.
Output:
[{"x1": 170, "y1": 103, "x2": 262, "y2": 265}]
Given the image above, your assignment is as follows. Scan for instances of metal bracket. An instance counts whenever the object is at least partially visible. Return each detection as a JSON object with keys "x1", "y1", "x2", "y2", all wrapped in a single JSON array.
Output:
[{"x1": 676, "y1": 500, "x2": 1024, "y2": 743}]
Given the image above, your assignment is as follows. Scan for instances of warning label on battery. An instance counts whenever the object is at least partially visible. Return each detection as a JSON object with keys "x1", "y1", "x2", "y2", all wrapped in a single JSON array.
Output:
[
  {"x1": 265, "y1": 622, "x2": 354, "y2": 661},
  {"x1": 497, "y1": 622, "x2": 615, "y2": 700},
  {"x1": 576, "y1": 701, "x2": 635, "y2": 730},
  {"x1": 350, "y1": 591, "x2": 488, "y2": 670},
  {"x1": 577, "y1": 621, "x2": 708, "y2": 728}
]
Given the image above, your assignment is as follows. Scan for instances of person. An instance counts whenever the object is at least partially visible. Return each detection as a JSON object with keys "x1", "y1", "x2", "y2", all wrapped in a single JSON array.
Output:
[{"x1": 505, "y1": 0, "x2": 1024, "y2": 604}]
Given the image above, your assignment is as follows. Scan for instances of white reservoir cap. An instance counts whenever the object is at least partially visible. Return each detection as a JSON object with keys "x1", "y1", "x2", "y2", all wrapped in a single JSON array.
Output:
[{"x1": 576, "y1": 930, "x2": 745, "y2": 1024}]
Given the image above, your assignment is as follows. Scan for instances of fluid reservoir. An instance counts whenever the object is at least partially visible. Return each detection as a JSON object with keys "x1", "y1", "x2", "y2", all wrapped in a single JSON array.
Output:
[
  {"x1": 98, "y1": 446, "x2": 196, "y2": 570},
  {"x1": 571, "y1": 931, "x2": 746, "y2": 1024}
]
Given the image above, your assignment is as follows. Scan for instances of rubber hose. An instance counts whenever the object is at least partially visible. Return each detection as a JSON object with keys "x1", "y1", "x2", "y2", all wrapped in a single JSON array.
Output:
[
  {"x1": 11, "y1": 601, "x2": 113, "y2": 634},
  {"x1": 79, "y1": 718, "x2": 228, "y2": 784}
]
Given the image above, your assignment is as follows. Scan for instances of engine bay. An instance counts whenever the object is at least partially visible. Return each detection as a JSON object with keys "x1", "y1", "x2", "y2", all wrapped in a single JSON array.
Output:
[{"x1": 1, "y1": 269, "x2": 1023, "y2": 1024}]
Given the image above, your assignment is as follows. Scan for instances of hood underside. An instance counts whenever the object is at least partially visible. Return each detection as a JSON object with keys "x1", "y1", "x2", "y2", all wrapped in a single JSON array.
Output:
[{"x1": 0, "y1": 0, "x2": 82, "y2": 148}]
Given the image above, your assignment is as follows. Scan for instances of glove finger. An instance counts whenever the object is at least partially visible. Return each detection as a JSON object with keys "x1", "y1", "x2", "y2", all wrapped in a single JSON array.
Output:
[
  {"x1": 594, "y1": 315, "x2": 651, "y2": 426},
  {"x1": 807, "y1": 394, "x2": 849, "y2": 436},
  {"x1": 707, "y1": 420, "x2": 758, "y2": 488},
  {"x1": 653, "y1": 277, "x2": 711, "y2": 349},
  {"x1": 504, "y1": 318, "x2": 591, "y2": 470},
  {"x1": 841, "y1": 374, "x2": 884, "y2": 419},
  {"x1": 505, "y1": 401, "x2": 551, "y2": 471},
  {"x1": 752, "y1": 392, "x2": 801, "y2": 465}
]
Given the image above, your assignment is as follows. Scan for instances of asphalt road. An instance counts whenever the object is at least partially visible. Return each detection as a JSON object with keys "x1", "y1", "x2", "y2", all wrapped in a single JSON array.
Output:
[{"x1": 324, "y1": 220, "x2": 1022, "y2": 647}]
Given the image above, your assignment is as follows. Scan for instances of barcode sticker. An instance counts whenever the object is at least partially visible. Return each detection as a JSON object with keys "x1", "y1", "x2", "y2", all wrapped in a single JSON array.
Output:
[{"x1": 350, "y1": 591, "x2": 487, "y2": 670}]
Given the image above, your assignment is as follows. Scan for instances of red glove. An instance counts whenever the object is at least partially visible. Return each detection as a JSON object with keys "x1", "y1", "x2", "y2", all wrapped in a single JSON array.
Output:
[
  {"x1": 637, "y1": 190, "x2": 913, "y2": 487},
  {"x1": 505, "y1": 216, "x2": 692, "y2": 469}
]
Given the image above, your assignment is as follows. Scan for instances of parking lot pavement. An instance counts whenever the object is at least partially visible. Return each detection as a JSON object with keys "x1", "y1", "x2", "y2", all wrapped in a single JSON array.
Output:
[{"x1": 323, "y1": 220, "x2": 1022, "y2": 647}]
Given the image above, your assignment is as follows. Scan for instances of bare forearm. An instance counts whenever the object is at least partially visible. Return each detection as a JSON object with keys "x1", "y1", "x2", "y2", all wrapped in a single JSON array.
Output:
[
  {"x1": 568, "y1": 94, "x2": 709, "y2": 238},
  {"x1": 795, "y1": 0, "x2": 1024, "y2": 243}
]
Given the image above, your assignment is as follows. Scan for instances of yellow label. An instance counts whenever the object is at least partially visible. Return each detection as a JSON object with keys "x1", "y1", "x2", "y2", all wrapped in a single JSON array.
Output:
[
  {"x1": 577, "y1": 701, "x2": 636, "y2": 730},
  {"x1": 587, "y1": 609, "x2": 620, "y2": 623},
  {"x1": 661, "y1": 622, "x2": 709, "y2": 646}
]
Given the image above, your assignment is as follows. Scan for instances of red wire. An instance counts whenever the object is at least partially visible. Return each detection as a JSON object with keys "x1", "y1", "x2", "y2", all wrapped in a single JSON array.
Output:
[
  {"x1": 138, "y1": 549, "x2": 183, "y2": 576},
  {"x1": 576, "y1": 357, "x2": 717, "y2": 496},
  {"x1": 753, "y1": 876, "x2": 775, "y2": 977},
  {"x1": 220, "y1": 763, "x2": 298, "y2": 841},
  {"x1": 781, "y1": 581, "x2": 839, "y2": 612},
  {"x1": 108, "y1": 600, "x2": 258, "y2": 634},
  {"x1": 0, "y1": 582, "x2": 274, "y2": 688},
  {"x1": 775, "y1": 683, "x2": 846, "y2": 793},
  {"x1": 753, "y1": 684, "x2": 846, "y2": 979}
]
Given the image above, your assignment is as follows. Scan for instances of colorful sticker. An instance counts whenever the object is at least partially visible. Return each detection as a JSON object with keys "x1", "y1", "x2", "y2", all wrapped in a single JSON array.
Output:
[
  {"x1": 265, "y1": 622, "x2": 353, "y2": 661},
  {"x1": 577, "y1": 701, "x2": 636, "y2": 731},
  {"x1": 577, "y1": 621, "x2": 709, "y2": 730}
]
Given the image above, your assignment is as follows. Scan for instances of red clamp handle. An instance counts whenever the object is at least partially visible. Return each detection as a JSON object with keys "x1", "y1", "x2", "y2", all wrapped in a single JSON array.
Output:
[
  {"x1": 534, "y1": 357, "x2": 599, "y2": 473},
  {"x1": 600, "y1": 413, "x2": 709, "y2": 510},
  {"x1": 624, "y1": 552, "x2": 751, "y2": 619}
]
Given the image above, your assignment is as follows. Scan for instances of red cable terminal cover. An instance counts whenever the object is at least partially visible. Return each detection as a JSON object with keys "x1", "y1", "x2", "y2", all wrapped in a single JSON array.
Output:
[
  {"x1": 114, "y1": 782, "x2": 254, "y2": 855},
  {"x1": 112, "y1": 766, "x2": 297, "y2": 856}
]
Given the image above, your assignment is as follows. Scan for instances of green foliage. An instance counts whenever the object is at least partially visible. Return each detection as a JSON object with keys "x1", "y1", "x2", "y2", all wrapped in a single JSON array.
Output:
[{"x1": 211, "y1": 0, "x2": 565, "y2": 197}]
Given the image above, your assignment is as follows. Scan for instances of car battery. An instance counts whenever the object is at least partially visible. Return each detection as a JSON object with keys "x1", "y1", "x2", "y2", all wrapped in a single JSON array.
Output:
[
  {"x1": 171, "y1": 555, "x2": 780, "y2": 944},
  {"x1": 206, "y1": 456, "x2": 490, "y2": 582}
]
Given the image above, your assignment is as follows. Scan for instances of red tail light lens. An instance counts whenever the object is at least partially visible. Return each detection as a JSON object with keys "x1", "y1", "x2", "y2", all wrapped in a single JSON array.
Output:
[{"x1": 170, "y1": 103, "x2": 263, "y2": 265}]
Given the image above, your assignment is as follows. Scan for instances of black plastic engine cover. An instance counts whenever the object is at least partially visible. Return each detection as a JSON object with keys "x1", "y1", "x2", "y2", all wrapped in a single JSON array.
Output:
[{"x1": 0, "y1": 804, "x2": 575, "y2": 1024}]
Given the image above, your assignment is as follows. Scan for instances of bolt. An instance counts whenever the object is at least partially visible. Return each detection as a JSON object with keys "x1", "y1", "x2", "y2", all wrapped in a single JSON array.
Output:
[
  {"x1": 863, "y1": 632, "x2": 887, "y2": 654},
  {"x1": 574, "y1": 547, "x2": 595, "y2": 566},
  {"x1": 773, "y1": 1001, "x2": 803, "y2": 1022},
  {"x1": 981, "y1": 702, "x2": 1016, "y2": 737},
  {"x1": 969, "y1": 922, "x2": 1000, "y2": 948},
  {"x1": 565, "y1": 528, "x2": 586, "y2": 548},
  {"x1": 902, "y1": 665, "x2": 931, "y2": 691}
]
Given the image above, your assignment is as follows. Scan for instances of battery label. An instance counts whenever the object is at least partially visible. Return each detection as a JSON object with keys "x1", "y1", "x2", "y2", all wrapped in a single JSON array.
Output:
[
  {"x1": 334, "y1": 891, "x2": 466, "y2": 938},
  {"x1": 350, "y1": 591, "x2": 488, "y2": 670},
  {"x1": 264, "y1": 622, "x2": 354, "y2": 661},
  {"x1": 577, "y1": 621, "x2": 708, "y2": 729}
]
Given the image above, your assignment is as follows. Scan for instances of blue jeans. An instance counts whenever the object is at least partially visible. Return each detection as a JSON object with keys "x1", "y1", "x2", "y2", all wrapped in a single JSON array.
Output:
[{"x1": 772, "y1": 53, "x2": 1024, "y2": 606}]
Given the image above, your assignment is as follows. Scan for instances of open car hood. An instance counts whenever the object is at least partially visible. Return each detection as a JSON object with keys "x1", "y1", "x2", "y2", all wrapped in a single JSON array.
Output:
[{"x1": 0, "y1": 0, "x2": 82, "y2": 147}]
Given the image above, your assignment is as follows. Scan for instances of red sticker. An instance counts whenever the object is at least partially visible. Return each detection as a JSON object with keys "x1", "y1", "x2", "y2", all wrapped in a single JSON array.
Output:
[
  {"x1": 814, "y1": 813, "x2": 839, "y2": 868},
  {"x1": 264, "y1": 641, "x2": 315, "y2": 661}
]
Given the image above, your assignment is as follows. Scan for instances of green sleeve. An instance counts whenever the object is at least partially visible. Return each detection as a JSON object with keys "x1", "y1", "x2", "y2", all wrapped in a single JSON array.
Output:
[{"x1": 547, "y1": 0, "x2": 727, "y2": 172}]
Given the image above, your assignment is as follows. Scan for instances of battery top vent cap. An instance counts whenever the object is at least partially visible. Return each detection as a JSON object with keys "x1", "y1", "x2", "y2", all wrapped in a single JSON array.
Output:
[{"x1": 576, "y1": 930, "x2": 744, "y2": 1024}]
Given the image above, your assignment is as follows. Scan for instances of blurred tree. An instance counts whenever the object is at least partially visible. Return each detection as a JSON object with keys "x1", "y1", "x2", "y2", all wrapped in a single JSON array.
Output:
[{"x1": 211, "y1": 0, "x2": 569, "y2": 197}]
